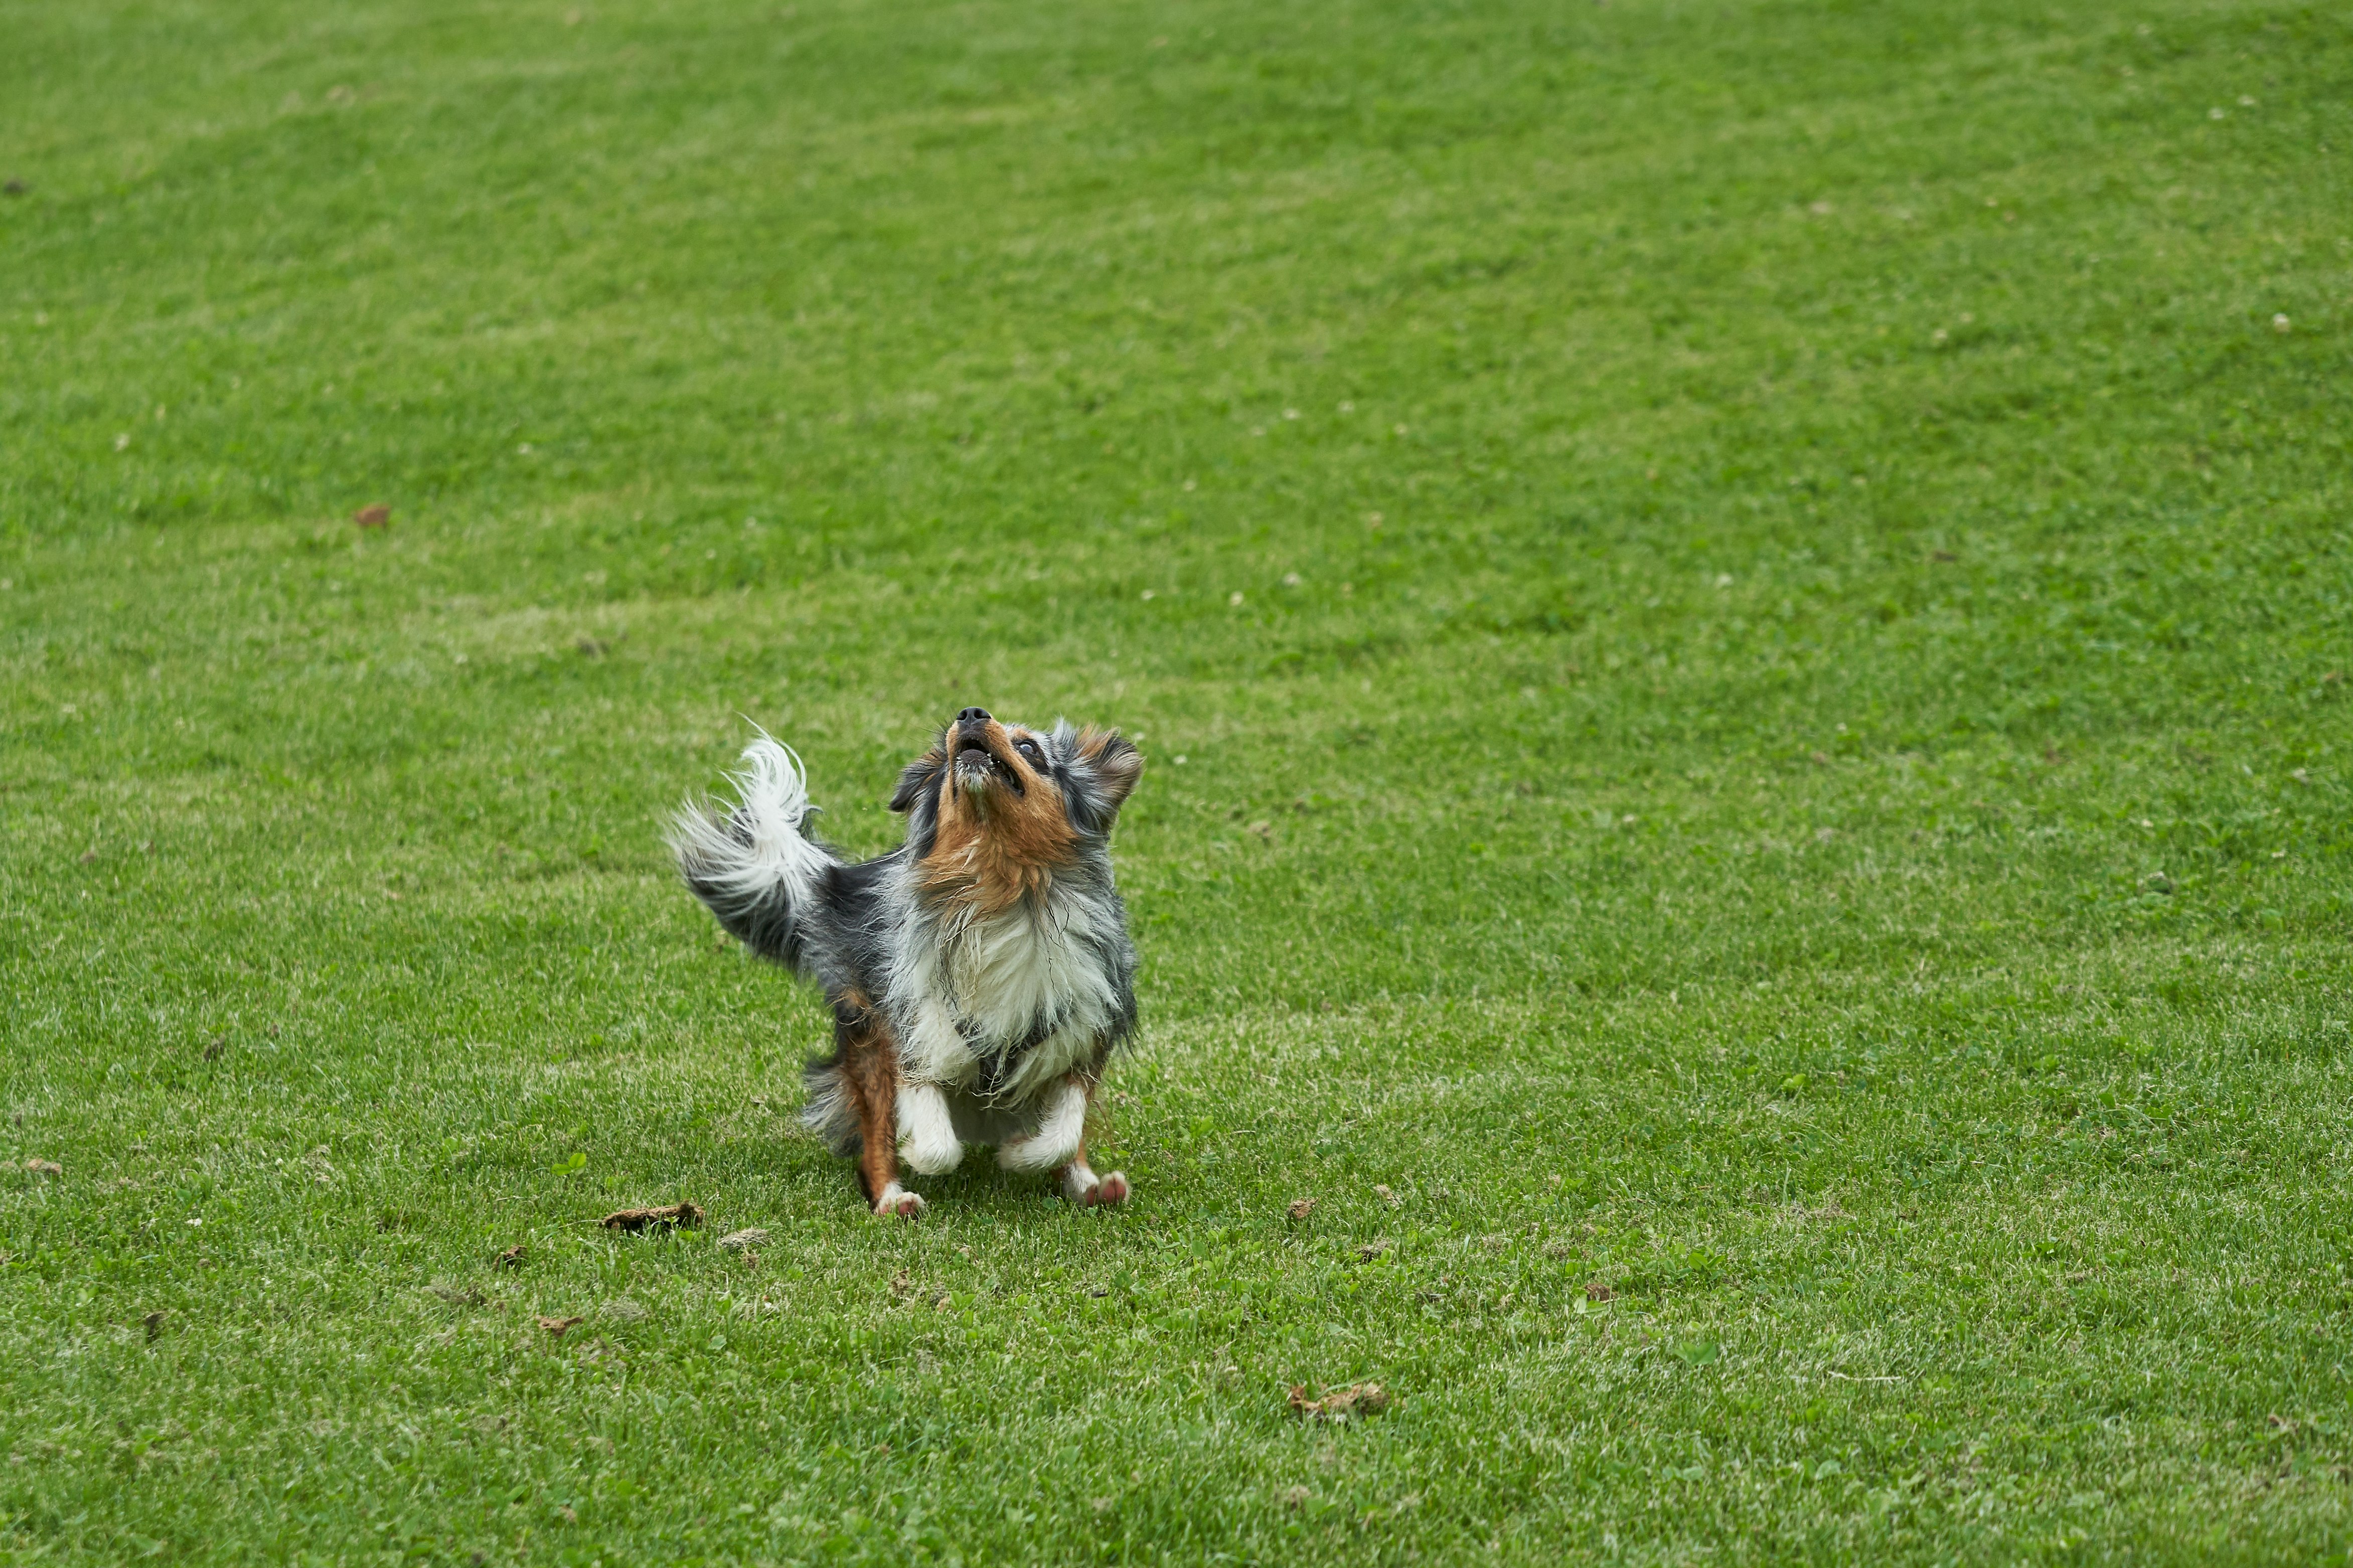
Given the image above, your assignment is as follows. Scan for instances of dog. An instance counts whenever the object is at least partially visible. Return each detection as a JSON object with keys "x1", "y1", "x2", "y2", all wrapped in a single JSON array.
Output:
[{"x1": 669, "y1": 708, "x2": 1144, "y2": 1217}]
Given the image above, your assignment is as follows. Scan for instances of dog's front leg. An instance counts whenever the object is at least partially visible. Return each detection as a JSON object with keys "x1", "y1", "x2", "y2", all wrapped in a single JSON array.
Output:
[
  {"x1": 1058, "y1": 1146, "x2": 1131, "y2": 1208},
  {"x1": 1023, "y1": 1078, "x2": 1128, "y2": 1207},
  {"x1": 997, "y1": 1077, "x2": 1088, "y2": 1173},
  {"x1": 895, "y1": 1082, "x2": 963, "y2": 1175}
]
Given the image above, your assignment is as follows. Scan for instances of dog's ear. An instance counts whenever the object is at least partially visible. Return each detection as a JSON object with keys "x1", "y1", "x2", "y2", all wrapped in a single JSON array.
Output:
[
  {"x1": 1079, "y1": 728, "x2": 1144, "y2": 812},
  {"x1": 890, "y1": 746, "x2": 946, "y2": 813},
  {"x1": 1065, "y1": 726, "x2": 1143, "y2": 830}
]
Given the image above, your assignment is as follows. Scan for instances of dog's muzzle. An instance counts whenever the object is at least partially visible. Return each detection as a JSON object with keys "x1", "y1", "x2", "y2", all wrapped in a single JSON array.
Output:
[{"x1": 951, "y1": 713, "x2": 1015, "y2": 795}]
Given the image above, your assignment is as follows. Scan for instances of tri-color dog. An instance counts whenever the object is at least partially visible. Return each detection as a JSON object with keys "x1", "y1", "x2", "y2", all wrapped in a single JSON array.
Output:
[{"x1": 669, "y1": 709, "x2": 1143, "y2": 1216}]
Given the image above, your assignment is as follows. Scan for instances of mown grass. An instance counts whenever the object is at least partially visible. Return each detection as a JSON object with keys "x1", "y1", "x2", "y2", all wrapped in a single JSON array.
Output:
[{"x1": 3, "y1": 0, "x2": 2351, "y2": 1561}]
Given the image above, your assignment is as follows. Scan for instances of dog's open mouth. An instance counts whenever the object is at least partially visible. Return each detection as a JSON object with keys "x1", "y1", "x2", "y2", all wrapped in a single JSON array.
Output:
[{"x1": 953, "y1": 733, "x2": 1022, "y2": 794}]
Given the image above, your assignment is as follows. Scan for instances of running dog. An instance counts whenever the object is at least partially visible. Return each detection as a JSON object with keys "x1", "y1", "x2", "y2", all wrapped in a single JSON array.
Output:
[{"x1": 669, "y1": 709, "x2": 1143, "y2": 1217}]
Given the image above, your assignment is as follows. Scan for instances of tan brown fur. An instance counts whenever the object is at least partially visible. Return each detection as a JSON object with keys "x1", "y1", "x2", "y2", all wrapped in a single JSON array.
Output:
[
  {"x1": 919, "y1": 721, "x2": 1078, "y2": 916},
  {"x1": 830, "y1": 988, "x2": 903, "y2": 1204}
]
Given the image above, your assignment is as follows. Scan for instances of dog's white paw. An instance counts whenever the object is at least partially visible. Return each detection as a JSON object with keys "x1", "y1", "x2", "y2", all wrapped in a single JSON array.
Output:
[
  {"x1": 1061, "y1": 1163, "x2": 1131, "y2": 1207},
  {"x1": 873, "y1": 1182, "x2": 925, "y2": 1219}
]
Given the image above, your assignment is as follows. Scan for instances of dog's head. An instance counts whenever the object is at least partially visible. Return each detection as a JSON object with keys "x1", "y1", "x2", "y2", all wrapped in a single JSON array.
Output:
[{"x1": 891, "y1": 708, "x2": 1142, "y2": 909}]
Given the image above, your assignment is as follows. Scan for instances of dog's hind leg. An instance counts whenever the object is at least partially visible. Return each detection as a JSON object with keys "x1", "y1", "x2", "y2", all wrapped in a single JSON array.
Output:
[{"x1": 835, "y1": 991, "x2": 923, "y2": 1218}]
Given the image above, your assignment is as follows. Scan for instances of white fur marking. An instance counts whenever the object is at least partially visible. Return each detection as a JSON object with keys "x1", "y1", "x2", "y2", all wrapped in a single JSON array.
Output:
[
  {"x1": 1061, "y1": 1162, "x2": 1130, "y2": 1206},
  {"x1": 666, "y1": 733, "x2": 831, "y2": 903},
  {"x1": 948, "y1": 903, "x2": 1116, "y2": 1046},
  {"x1": 990, "y1": 1020, "x2": 1100, "y2": 1107},
  {"x1": 873, "y1": 1181, "x2": 924, "y2": 1219},
  {"x1": 896, "y1": 1082, "x2": 963, "y2": 1174},
  {"x1": 997, "y1": 1079, "x2": 1087, "y2": 1172},
  {"x1": 902, "y1": 994, "x2": 979, "y2": 1087},
  {"x1": 889, "y1": 883, "x2": 1119, "y2": 1083}
]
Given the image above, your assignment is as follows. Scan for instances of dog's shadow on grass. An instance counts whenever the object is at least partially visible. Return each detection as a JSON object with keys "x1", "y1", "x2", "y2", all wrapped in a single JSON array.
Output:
[{"x1": 694, "y1": 1138, "x2": 1125, "y2": 1228}]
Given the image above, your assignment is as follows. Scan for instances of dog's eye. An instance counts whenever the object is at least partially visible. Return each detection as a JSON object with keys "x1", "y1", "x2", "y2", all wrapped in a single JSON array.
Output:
[{"x1": 1014, "y1": 739, "x2": 1043, "y2": 766}]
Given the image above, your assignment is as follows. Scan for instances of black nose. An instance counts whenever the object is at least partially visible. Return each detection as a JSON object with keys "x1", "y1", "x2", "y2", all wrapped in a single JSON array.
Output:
[{"x1": 957, "y1": 707, "x2": 992, "y2": 726}]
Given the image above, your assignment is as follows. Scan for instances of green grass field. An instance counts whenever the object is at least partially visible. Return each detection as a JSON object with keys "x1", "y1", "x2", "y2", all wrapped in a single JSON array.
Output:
[{"x1": 5, "y1": 0, "x2": 2351, "y2": 1560}]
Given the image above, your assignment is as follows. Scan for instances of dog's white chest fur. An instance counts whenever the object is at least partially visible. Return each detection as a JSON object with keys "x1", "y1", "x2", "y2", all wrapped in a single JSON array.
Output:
[
  {"x1": 889, "y1": 888, "x2": 1118, "y2": 1106},
  {"x1": 939, "y1": 903, "x2": 1112, "y2": 1048},
  {"x1": 889, "y1": 896, "x2": 1119, "y2": 1175}
]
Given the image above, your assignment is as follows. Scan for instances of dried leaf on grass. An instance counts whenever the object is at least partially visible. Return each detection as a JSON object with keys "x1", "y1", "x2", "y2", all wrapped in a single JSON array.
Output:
[
  {"x1": 538, "y1": 1315, "x2": 584, "y2": 1338},
  {"x1": 1287, "y1": 1382, "x2": 1391, "y2": 1420},
  {"x1": 600, "y1": 1202, "x2": 703, "y2": 1232}
]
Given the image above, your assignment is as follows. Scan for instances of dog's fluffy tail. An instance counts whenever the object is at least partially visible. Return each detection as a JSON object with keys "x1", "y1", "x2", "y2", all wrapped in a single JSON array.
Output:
[
  {"x1": 799, "y1": 1059, "x2": 861, "y2": 1156},
  {"x1": 667, "y1": 733, "x2": 837, "y2": 975}
]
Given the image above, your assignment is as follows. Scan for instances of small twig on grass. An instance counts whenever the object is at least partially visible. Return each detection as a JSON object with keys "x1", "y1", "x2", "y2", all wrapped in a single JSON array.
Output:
[{"x1": 600, "y1": 1202, "x2": 704, "y2": 1232}]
